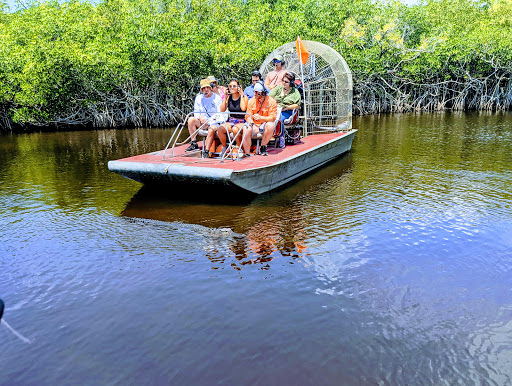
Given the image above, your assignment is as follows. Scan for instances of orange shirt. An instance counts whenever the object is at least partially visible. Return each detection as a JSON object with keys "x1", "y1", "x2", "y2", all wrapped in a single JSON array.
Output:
[{"x1": 246, "y1": 96, "x2": 278, "y2": 125}]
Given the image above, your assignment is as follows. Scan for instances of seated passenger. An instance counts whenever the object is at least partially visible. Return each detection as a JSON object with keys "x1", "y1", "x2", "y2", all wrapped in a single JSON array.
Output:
[
  {"x1": 244, "y1": 70, "x2": 270, "y2": 99},
  {"x1": 208, "y1": 76, "x2": 227, "y2": 100},
  {"x1": 269, "y1": 71, "x2": 301, "y2": 148},
  {"x1": 242, "y1": 81, "x2": 277, "y2": 156},
  {"x1": 217, "y1": 78, "x2": 248, "y2": 156},
  {"x1": 264, "y1": 54, "x2": 286, "y2": 89},
  {"x1": 186, "y1": 78, "x2": 223, "y2": 153}
]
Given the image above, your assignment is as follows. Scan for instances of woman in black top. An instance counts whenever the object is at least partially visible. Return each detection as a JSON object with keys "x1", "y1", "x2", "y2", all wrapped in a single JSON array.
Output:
[{"x1": 218, "y1": 79, "x2": 248, "y2": 153}]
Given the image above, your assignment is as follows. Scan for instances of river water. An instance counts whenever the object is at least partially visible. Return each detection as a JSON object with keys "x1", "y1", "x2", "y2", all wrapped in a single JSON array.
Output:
[{"x1": 1, "y1": 112, "x2": 511, "y2": 384}]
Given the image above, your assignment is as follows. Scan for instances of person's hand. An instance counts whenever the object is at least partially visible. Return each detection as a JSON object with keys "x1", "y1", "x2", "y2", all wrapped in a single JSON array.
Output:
[{"x1": 253, "y1": 114, "x2": 261, "y2": 121}]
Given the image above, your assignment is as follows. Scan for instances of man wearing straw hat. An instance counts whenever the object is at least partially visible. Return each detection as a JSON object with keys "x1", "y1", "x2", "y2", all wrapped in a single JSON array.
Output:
[{"x1": 186, "y1": 78, "x2": 223, "y2": 152}]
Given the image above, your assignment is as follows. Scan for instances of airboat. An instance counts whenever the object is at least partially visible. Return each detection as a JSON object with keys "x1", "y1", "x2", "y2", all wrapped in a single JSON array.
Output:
[{"x1": 108, "y1": 40, "x2": 356, "y2": 194}]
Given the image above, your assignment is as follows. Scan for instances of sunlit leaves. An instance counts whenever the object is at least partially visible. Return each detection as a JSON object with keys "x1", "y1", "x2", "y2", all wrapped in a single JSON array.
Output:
[{"x1": 1, "y1": 0, "x2": 512, "y2": 128}]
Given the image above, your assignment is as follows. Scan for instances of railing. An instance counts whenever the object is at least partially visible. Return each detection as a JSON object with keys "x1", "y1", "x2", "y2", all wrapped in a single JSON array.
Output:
[
  {"x1": 162, "y1": 111, "x2": 210, "y2": 160},
  {"x1": 162, "y1": 111, "x2": 272, "y2": 161},
  {"x1": 162, "y1": 107, "x2": 351, "y2": 161}
]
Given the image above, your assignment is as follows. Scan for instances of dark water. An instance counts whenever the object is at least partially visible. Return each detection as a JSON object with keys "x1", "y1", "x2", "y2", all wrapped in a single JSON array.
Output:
[{"x1": 1, "y1": 112, "x2": 512, "y2": 384}]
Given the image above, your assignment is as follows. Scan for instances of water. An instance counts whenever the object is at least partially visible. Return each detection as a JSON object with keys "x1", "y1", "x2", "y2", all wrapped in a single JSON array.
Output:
[{"x1": 1, "y1": 112, "x2": 512, "y2": 384}]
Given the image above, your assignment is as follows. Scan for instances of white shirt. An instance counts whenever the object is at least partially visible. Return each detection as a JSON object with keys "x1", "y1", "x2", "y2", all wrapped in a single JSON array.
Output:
[{"x1": 193, "y1": 93, "x2": 222, "y2": 119}]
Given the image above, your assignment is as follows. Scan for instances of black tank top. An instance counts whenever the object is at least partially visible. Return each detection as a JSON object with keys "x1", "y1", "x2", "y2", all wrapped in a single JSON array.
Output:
[{"x1": 228, "y1": 96, "x2": 244, "y2": 119}]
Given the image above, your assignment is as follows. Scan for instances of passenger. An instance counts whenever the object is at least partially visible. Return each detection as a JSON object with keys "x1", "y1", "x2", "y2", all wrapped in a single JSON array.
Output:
[
  {"x1": 242, "y1": 81, "x2": 277, "y2": 156},
  {"x1": 208, "y1": 76, "x2": 227, "y2": 100},
  {"x1": 217, "y1": 78, "x2": 248, "y2": 155},
  {"x1": 186, "y1": 78, "x2": 223, "y2": 153},
  {"x1": 244, "y1": 70, "x2": 270, "y2": 99},
  {"x1": 264, "y1": 54, "x2": 287, "y2": 89},
  {"x1": 269, "y1": 71, "x2": 301, "y2": 148}
]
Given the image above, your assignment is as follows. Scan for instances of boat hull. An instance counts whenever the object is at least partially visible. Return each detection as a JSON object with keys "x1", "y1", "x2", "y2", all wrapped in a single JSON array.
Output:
[{"x1": 108, "y1": 130, "x2": 356, "y2": 194}]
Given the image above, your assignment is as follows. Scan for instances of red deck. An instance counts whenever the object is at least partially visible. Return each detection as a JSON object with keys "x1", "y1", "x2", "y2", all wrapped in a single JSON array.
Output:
[{"x1": 116, "y1": 132, "x2": 345, "y2": 171}]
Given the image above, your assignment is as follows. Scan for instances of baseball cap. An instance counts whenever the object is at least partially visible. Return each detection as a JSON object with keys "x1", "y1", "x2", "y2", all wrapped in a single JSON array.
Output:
[{"x1": 254, "y1": 82, "x2": 264, "y2": 93}]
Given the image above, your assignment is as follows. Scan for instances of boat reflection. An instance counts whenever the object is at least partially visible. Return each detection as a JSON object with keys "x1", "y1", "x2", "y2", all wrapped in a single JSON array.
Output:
[{"x1": 121, "y1": 154, "x2": 353, "y2": 270}]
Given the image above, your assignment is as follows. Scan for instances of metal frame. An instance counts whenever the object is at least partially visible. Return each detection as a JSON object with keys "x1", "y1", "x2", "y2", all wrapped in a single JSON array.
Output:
[{"x1": 259, "y1": 40, "x2": 353, "y2": 136}]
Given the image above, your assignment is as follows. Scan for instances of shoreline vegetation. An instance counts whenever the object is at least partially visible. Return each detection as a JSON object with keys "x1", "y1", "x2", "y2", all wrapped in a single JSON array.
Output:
[{"x1": 1, "y1": 0, "x2": 512, "y2": 132}]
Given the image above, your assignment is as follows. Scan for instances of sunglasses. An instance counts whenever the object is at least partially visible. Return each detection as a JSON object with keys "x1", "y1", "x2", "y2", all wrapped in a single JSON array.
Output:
[
  {"x1": 228, "y1": 85, "x2": 238, "y2": 88},
  {"x1": 273, "y1": 60, "x2": 281, "y2": 64},
  {"x1": 254, "y1": 91, "x2": 263, "y2": 96}
]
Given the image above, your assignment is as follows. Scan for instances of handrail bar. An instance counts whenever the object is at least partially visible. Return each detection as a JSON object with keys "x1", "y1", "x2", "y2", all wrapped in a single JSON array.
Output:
[
  {"x1": 219, "y1": 124, "x2": 245, "y2": 162},
  {"x1": 162, "y1": 112, "x2": 193, "y2": 160},
  {"x1": 163, "y1": 111, "x2": 217, "y2": 159},
  {"x1": 163, "y1": 108, "x2": 307, "y2": 160}
]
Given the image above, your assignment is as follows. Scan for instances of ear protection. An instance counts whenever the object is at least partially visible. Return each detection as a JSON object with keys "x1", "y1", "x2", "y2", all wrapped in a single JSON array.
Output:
[
  {"x1": 226, "y1": 79, "x2": 240, "y2": 97},
  {"x1": 256, "y1": 80, "x2": 268, "y2": 95},
  {"x1": 285, "y1": 72, "x2": 296, "y2": 88},
  {"x1": 252, "y1": 70, "x2": 262, "y2": 79}
]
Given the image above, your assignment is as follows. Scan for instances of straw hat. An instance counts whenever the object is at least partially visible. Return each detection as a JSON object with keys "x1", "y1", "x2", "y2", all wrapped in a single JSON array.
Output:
[{"x1": 200, "y1": 78, "x2": 211, "y2": 89}]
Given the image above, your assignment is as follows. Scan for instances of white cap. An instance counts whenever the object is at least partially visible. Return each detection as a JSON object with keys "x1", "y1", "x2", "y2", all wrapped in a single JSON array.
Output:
[{"x1": 254, "y1": 82, "x2": 264, "y2": 93}]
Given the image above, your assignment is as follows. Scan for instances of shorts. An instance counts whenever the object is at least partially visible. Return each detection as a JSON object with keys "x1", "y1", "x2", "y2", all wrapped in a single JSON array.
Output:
[
  {"x1": 229, "y1": 117, "x2": 245, "y2": 125},
  {"x1": 250, "y1": 122, "x2": 267, "y2": 135}
]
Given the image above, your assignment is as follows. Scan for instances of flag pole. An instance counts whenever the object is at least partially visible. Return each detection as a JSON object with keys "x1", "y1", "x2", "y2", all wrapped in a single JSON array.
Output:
[{"x1": 297, "y1": 37, "x2": 308, "y2": 137}]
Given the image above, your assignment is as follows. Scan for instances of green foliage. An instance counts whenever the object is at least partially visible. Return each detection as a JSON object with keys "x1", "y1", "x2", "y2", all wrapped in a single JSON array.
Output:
[{"x1": 1, "y1": 0, "x2": 512, "y2": 129}]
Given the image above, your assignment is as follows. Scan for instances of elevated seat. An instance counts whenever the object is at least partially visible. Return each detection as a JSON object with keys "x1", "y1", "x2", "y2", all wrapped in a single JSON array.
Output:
[{"x1": 282, "y1": 108, "x2": 301, "y2": 145}]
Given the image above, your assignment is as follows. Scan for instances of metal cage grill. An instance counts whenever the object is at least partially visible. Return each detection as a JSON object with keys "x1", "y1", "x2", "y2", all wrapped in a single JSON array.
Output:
[{"x1": 260, "y1": 40, "x2": 352, "y2": 135}]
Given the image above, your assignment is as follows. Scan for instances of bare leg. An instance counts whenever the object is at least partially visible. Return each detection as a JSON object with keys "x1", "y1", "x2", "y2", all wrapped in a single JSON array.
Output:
[
  {"x1": 205, "y1": 125, "x2": 217, "y2": 154},
  {"x1": 187, "y1": 116, "x2": 207, "y2": 141},
  {"x1": 232, "y1": 124, "x2": 243, "y2": 146},
  {"x1": 261, "y1": 122, "x2": 275, "y2": 147},
  {"x1": 217, "y1": 123, "x2": 229, "y2": 147},
  {"x1": 242, "y1": 125, "x2": 253, "y2": 154}
]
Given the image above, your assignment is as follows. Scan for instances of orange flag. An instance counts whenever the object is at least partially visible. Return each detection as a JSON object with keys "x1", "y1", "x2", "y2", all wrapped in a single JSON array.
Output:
[{"x1": 296, "y1": 37, "x2": 309, "y2": 65}]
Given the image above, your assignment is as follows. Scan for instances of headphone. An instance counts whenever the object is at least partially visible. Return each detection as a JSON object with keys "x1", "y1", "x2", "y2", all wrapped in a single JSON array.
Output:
[
  {"x1": 226, "y1": 78, "x2": 240, "y2": 97},
  {"x1": 251, "y1": 70, "x2": 262, "y2": 79},
  {"x1": 284, "y1": 72, "x2": 296, "y2": 88},
  {"x1": 256, "y1": 80, "x2": 268, "y2": 95}
]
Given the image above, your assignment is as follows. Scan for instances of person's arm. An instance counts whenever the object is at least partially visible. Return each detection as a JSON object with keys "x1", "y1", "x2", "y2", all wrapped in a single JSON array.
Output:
[
  {"x1": 283, "y1": 104, "x2": 299, "y2": 111},
  {"x1": 282, "y1": 89, "x2": 301, "y2": 111},
  {"x1": 240, "y1": 93, "x2": 248, "y2": 111},
  {"x1": 245, "y1": 99, "x2": 254, "y2": 123}
]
